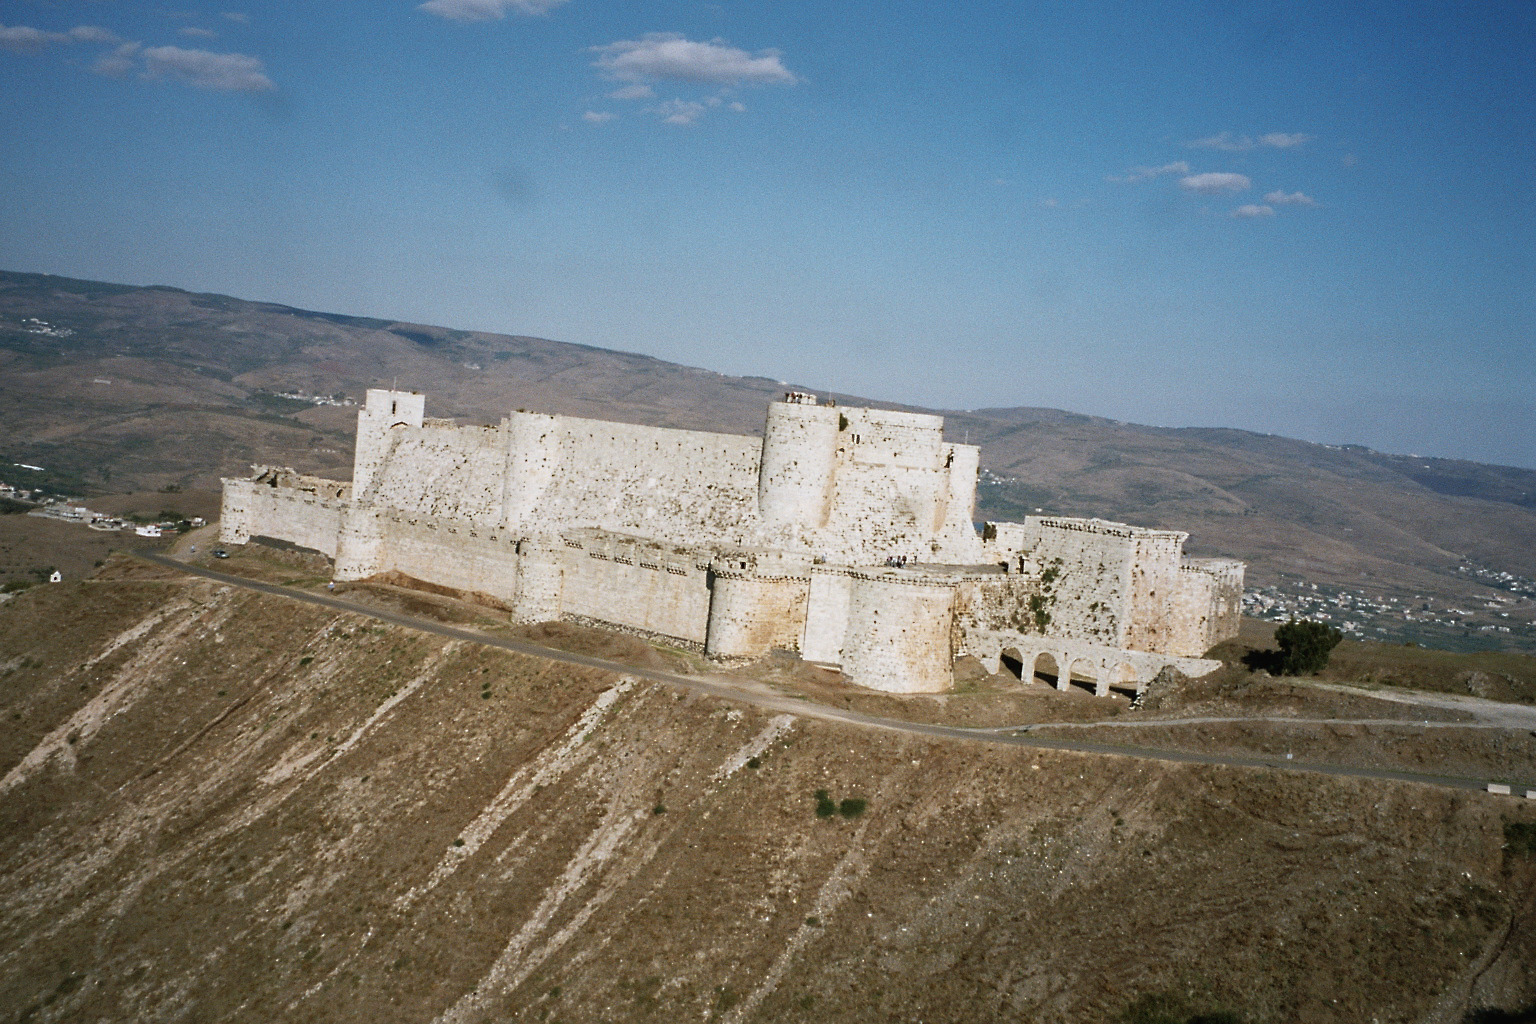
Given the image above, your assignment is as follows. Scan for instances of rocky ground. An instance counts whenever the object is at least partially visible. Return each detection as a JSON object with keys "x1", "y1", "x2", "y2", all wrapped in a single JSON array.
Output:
[{"x1": 3, "y1": 556, "x2": 1536, "y2": 1023}]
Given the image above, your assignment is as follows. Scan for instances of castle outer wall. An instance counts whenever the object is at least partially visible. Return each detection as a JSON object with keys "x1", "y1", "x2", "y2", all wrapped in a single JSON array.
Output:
[{"x1": 222, "y1": 389, "x2": 1243, "y2": 694}]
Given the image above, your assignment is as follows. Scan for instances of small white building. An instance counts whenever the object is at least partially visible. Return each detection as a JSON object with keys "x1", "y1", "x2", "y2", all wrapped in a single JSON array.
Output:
[
  {"x1": 135, "y1": 524, "x2": 162, "y2": 538},
  {"x1": 48, "y1": 570, "x2": 62, "y2": 583}
]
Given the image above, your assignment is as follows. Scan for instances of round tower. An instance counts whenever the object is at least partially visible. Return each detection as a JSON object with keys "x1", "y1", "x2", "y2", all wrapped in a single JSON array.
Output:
[
  {"x1": 333, "y1": 507, "x2": 385, "y2": 581},
  {"x1": 705, "y1": 557, "x2": 812, "y2": 658},
  {"x1": 500, "y1": 411, "x2": 559, "y2": 532},
  {"x1": 757, "y1": 393, "x2": 840, "y2": 534},
  {"x1": 841, "y1": 571, "x2": 956, "y2": 693},
  {"x1": 512, "y1": 538, "x2": 565, "y2": 623}
]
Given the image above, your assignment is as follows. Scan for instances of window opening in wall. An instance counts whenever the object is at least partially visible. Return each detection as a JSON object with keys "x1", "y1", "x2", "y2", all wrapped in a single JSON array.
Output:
[{"x1": 391, "y1": 401, "x2": 397, "y2": 414}]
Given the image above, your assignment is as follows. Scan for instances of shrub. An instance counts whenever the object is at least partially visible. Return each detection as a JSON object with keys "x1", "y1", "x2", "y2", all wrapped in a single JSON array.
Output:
[
  {"x1": 814, "y1": 789, "x2": 836, "y2": 817},
  {"x1": 1505, "y1": 820, "x2": 1536, "y2": 859},
  {"x1": 1120, "y1": 993, "x2": 1247, "y2": 1024},
  {"x1": 838, "y1": 798, "x2": 867, "y2": 819},
  {"x1": 1273, "y1": 618, "x2": 1343, "y2": 675}
]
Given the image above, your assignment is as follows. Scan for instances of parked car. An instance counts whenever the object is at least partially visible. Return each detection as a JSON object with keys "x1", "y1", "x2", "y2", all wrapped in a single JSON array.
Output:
[{"x1": 213, "y1": 549, "x2": 229, "y2": 559}]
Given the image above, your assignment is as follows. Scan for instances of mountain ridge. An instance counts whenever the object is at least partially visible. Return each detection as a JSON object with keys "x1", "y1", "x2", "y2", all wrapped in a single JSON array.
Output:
[{"x1": 2, "y1": 268, "x2": 1533, "y2": 651}]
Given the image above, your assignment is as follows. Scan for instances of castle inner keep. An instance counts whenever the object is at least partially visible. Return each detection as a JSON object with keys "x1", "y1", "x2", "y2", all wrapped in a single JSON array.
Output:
[{"x1": 221, "y1": 389, "x2": 1244, "y2": 694}]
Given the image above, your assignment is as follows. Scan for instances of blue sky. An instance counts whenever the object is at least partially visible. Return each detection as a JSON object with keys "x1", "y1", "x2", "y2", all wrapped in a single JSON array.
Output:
[{"x1": 2, "y1": 1, "x2": 1533, "y2": 468}]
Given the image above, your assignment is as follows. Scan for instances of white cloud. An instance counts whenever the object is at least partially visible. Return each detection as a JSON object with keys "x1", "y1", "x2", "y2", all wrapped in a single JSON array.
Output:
[
  {"x1": 69, "y1": 26, "x2": 123, "y2": 45},
  {"x1": 92, "y1": 41, "x2": 140, "y2": 77},
  {"x1": 1258, "y1": 132, "x2": 1311, "y2": 149},
  {"x1": 653, "y1": 98, "x2": 707, "y2": 125},
  {"x1": 179, "y1": 27, "x2": 218, "y2": 39},
  {"x1": 141, "y1": 45, "x2": 274, "y2": 91},
  {"x1": 1264, "y1": 190, "x2": 1318, "y2": 207},
  {"x1": 2, "y1": 22, "x2": 122, "y2": 52},
  {"x1": 1189, "y1": 131, "x2": 1314, "y2": 151},
  {"x1": 1180, "y1": 172, "x2": 1252, "y2": 194},
  {"x1": 593, "y1": 33, "x2": 797, "y2": 86},
  {"x1": 1189, "y1": 132, "x2": 1246, "y2": 151},
  {"x1": 582, "y1": 110, "x2": 615, "y2": 124},
  {"x1": 0, "y1": 24, "x2": 70, "y2": 51},
  {"x1": 1231, "y1": 204, "x2": 1275, "y2": 218},
  {"x1": 1108, "y1": 160, "x2": 1189, "y2": 183},
  {"x1": 728, "y1": 101, "x2": 745, "y2": 113},
  {"x1": 608, "y1": 83, "x2": 653, "y2": 100},
  {"x1": 222, "y1": 12, "x2": 251, "y2": 24},
  {"x1": 418, "y1": 0, "x2": 567, "y2": 22}
]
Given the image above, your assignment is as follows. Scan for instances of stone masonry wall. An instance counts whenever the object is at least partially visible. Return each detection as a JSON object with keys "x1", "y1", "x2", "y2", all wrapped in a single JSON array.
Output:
[
  {"x1": 1017, "y1": 518, "x2": 1138, "y2": 647},
  {"x1": 521, "y1": 418, "x2": 762, "y2": 548},
  {"x1": 801, "y1": 568, "x2": 854, "y2": 664},
  {"x1": 368, "y1": 424, "x2": 509, "y2": 528},
  {"x1": 1125, "y1": 531, "x2": 1188, "y2": 654},
  {"x1": 1166, "y1": 558, "x2": 1245, "y2": 656},
  {"x1": 220, "y1": 479, "x2": 344, "y2": 558},
  {"x1": 817, "y1": 407, "x2": 984, "y2": 564},
  {"x1": 558, "y1": 533, "x2": 713, "y2": 646},
  {"x1": 380, "y1": 514, "x2": 525, "y2": 605}
]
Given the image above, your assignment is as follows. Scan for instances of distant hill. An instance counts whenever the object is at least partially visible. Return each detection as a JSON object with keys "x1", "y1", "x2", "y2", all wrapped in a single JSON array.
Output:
[{"x1": 3, "y1": 268, "x2": 1533, "y2": 651}]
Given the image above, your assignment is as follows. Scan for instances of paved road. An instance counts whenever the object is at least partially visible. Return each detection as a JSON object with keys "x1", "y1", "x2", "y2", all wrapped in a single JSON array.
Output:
[{"x1": 132, "y1": 551, "x2": 1528, "y2": 797}]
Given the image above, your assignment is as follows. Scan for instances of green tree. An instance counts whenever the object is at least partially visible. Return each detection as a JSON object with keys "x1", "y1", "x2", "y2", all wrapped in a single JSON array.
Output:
[{"x1": 1274, "y1": 618, "x2": 1343, "y2": 675}]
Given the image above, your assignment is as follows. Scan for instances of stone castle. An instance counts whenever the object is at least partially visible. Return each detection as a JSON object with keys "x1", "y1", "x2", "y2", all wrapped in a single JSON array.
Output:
[{"x1": 221, "y1": 389, "x2": 1243, "y2": 694}]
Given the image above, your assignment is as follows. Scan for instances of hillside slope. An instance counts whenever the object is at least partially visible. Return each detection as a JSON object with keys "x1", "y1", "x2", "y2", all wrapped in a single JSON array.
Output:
[
  {"x1": 3, "y1": 564, "x2": 1534, "y2": 1023},
  {"x1": 2, "y1": 269, "x2": 1533, "y2": 651}
]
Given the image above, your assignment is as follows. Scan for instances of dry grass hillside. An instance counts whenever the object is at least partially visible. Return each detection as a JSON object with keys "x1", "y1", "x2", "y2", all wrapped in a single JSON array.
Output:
[
  {"x1": 3, "y1": 268, "x2": 1533, "y2": 654},
  {"x1": 3, "y1": 559, "x2": 1536, "y2": 1023}
]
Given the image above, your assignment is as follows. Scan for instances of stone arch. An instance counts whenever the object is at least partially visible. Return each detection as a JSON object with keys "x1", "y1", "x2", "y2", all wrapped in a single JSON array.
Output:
[
  {"x1": 1109, "y1": 662, "x2": 1140, "y2": 697},
  {"x1": 1031, "y1": 652, "x2": 1060, "y2": 687},
  {"x1": 1069, "y1": 657, "x2": 1098, "y2": 694},
  {"x1": 999, "y1": 646, "x2": 1026, "y2": 679}
]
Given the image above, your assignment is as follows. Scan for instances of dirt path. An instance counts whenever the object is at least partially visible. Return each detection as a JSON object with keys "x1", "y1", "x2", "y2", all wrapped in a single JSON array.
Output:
[
  {"x1": 1301, "y1": 680, "x2": 1536, "y2": 730},
  {"x1": 1011, "y1": 714, "x2": 1528, "y2": 733},
  {"x1": 131, "y1": 551, "x2": 1530, "y2": 798}
]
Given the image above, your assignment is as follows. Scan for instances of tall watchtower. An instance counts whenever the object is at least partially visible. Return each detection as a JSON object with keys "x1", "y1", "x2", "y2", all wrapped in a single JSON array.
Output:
[
  {"x1": 352, "y1": 389, "x2": 424, "y2": 498},
  {"x1": 757, "y1": 392, "x2": 840, "y2": 534}
]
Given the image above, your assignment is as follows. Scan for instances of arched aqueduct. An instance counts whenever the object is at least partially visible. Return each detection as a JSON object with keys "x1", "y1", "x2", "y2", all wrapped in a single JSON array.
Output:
[{"x1": 959, "y1": 632, "x2": 1217, "y2": 697}]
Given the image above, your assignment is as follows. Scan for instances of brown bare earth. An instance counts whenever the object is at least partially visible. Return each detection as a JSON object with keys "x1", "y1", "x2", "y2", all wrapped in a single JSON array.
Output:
[{"x1": 4, "y1": 557, "x2": 1536, "y2": 1023}]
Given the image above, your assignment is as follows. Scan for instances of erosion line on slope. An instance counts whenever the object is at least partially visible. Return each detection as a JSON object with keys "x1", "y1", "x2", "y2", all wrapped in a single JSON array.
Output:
[
  {"x1": 1, "y1": 632, "x2": 459, "y2": 970},
  {"x1": 720, "y1": 815, "x2": 885, "y2": 1024},
  {"x1": 78, "y1": 595, "x2": 197, "y2": 671},
  {"x1": 432, "y1": 803, "x2": 642, "y2": 1024},
  {"x1": 0, "y1": 594, "x2": 218, "y2": 796},
  {"x1": 398, "y1": 676, "x2": 638, "y2": 911},
  {"x1": 712, "y1": 715, "x2": 795, "y2": 783},
  {"x1": 434, "y1": 693, "x2": 778, "y2": 1022}
]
